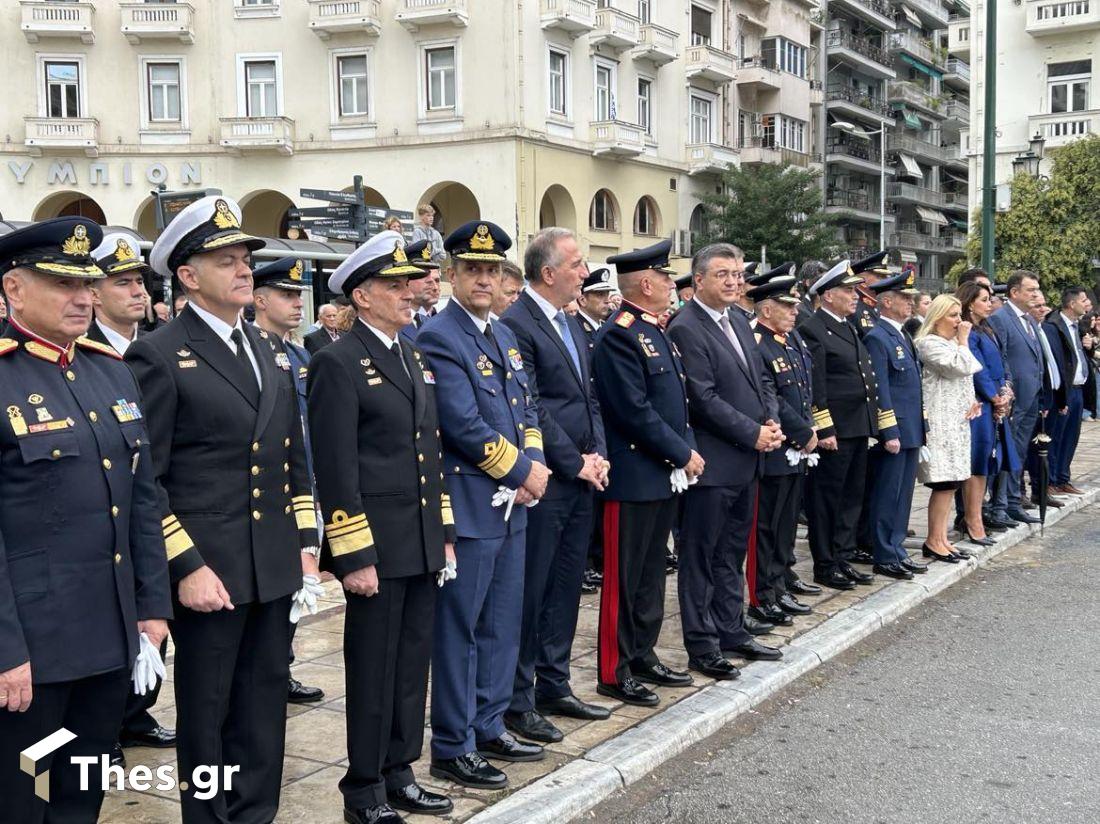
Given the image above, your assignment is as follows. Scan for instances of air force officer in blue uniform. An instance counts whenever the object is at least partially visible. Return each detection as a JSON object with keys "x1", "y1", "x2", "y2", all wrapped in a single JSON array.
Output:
[{"x1": 417, "y1": 221, "x2": 551, "y2": 791}]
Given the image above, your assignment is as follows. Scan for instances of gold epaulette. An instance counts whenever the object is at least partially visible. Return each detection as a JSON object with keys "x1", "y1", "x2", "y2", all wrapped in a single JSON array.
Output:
[
  {"x1": 76, "y1": 336, "x2": 123, "y2": 360},
  {"x1": 615, "y1": 312, "x2": 636, "y2": 328},
  {"x1": 0, "y1": 339, "x2": 17, "y2": 357}
]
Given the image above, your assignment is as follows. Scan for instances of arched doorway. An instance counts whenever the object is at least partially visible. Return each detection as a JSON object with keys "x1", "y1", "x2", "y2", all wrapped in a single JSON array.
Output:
[
  {"x1": 417, "y1": 181, "x2": 480, "y2": 236},
  {"x1": 538, "y1": 184, "x2": 577, "y2": 230},
  {"x1": 33, "y1": 191, "x2": 107, "y2": 224},
  {"x1": 239, "y1": 189, "x2": 296, "y2": 238},
  {"x1": 133, "y1": 196, "x2": 158, "y2": 240}
]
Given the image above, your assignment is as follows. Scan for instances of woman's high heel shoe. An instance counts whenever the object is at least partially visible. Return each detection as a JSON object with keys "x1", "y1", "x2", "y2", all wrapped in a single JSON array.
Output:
[
  {"x1": 963, "y1": 530, "x2": 995, "y2": 547},
  {"x1": 922, "y1": 543, "x2": 961, "y2": 563}
]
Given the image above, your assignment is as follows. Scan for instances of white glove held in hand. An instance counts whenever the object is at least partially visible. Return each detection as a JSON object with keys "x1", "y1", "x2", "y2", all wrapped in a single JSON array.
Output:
[
  {"x1": 785, "y1": 448, "x2": 802, "y2": 467},
  {"x1": 491, "y1": 485, "x2": 537, "y2": 521},
  {"x1": 290, "y1": 574, "x2": 325, "y2": 624},
  {"x1": 437, "y1": 559, "x2": 458, "y2": 588},
  {"x1": 805, "y1": 452, "x2": 821, "y2": 468},
  {"x1": 132, "y1": 632, "x2": 167, "y2": 696}
]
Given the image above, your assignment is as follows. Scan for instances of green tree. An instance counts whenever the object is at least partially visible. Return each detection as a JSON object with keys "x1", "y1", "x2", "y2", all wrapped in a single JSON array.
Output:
[{"x1": 699, "y1": 162, "x2": 840, "y2": 264}]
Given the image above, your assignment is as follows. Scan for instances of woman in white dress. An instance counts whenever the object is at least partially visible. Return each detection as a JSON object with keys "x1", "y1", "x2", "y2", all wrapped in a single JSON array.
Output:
[{"x1": 915, "y1": 295, "x2": 983, "y2": 560}]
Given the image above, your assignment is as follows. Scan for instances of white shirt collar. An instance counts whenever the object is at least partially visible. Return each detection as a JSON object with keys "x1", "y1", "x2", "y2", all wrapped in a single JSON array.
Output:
[
  {"x1": 189, "y1": 301, "x2": 243, "y2": 346},
  {"x1": 524, "y1": 285, "x2": 561, "y2": 323},
  {"x1": 821, "y1": 307, "x2": 845, "y2": 324},
  {"x1": 1061, "y1": 311, "x2": 1079, "y2": 328},
  {"x1": 693, "y1": 296, "x2": 727, "y2": 324},
  {"x1": 95, "y1": 318, "x2": 136, "y2": 355},
  {"x1": 456, "y1": 299, "x2": 490, "y2": 334},
  {"x1": 358, "y1": 317, "x2": 398, "y2": 349},
  {"x1": 882, "y1": 316, "x2": 905, "y2": 334},
  {"x1": 1009, "y1": 300, "x2": 1028, "y2": 319},
  {"x1": 577, "y1": 309, "x2": 602, "y2": 330}
]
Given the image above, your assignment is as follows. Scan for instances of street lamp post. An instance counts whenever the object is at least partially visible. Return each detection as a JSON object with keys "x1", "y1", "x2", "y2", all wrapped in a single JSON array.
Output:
[{"x1": 830, "y1": 121, "x2": 888, "y2": 251}]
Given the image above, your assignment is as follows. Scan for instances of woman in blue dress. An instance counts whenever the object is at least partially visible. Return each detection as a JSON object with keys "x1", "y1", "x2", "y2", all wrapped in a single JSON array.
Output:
[{"x1": 956, "y1": 281, "x2": 1021, "y2": 547}]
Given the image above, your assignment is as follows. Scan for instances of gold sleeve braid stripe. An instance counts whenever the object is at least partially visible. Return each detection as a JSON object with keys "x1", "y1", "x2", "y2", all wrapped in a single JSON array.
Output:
[
  {"x1": 325, "y1": 510, "x2": 374, "y2": 557},
  {"x1": 441, "y1": 493, "x2": 454, "y2": 527},
  {"x1": 163, "y1": 515, "x2": 195, "y2": 561},
  {"x1": 812, "y1": 408, "x2": 834, "y2": 430},
  {"x1": 878, "y1": 410, "x2": 898, "y2": 429},
  {"x1": 477, "y1": 435, "x2": 519, "y2": 480},
  {"x1": 292, "y1": 495, "x2": 316, "y2": 531},
  {"x1": 524, "y1": 427, "x2": 543, "y2": 451}
]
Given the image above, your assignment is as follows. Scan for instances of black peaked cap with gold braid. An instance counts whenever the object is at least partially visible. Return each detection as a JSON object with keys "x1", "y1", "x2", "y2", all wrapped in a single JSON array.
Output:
[{"x1": 0, "y1": 217, "x2": 105, "y2": 279}]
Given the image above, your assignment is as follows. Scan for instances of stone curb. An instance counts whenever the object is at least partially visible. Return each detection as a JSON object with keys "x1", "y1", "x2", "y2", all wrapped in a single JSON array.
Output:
[{"x1": 468, "y1": 488, "x2": 1098, "y2": 824}]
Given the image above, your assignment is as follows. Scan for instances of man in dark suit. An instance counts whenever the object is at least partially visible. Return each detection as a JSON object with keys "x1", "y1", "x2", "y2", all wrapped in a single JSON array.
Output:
[
  {"x1": 1027, "y1": 292, "x2": 1065, "y2": 508},
  {"x1": 398, "y1": 240, "x2": 439, "y2": 344},
  {"x1": 593, "y1": 239, "x2": 701, "y2": 707},
  {"x1": 0, "y1": 218, "x2": 172, "y2": 824},
  {"x1": 667, "y1": 243, "x2": 783, "y2": 681},
  {"x1": 499, "y1": 228, "x2": 611, "y2": 744},
  {"x1": 126, "y1": 196, "x2": 320, "y2": 824},
  {"x1": 304, "y1": 302, "x2": 343, "y2": 353},
  {"x1": 1044, "y1": 285, "x2": 1094, "y2": 495},
  {"x1": 309, "y1": 232, "x2": 453, "y2": 824},
  {"x1": 799, "y1": 260, "x2": 879, "y2": 590}
]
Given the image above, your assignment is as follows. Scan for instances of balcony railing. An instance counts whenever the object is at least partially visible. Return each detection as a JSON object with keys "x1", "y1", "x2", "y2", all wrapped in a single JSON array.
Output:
[
  {"x1": 120, "y1": 1, "x2": 194, "y2": 44},
  {"x1": 24, "y1": 116, "x2": 100, "y2": 157},
  {"x1": 888, "y1": 30, "x2": 947, "y2": 69},
  {"x1": 828, "y1": 138, "x2": 882, "y2": 164},
  {"x1": 685, "y1": 142, "x2": 738, "y2": 175},
  {"x1": 831, "y1": 0, "x2": 896, "y2": 25},
  {"x1": 904, "y1": 0, "x2": 950, "y2": 26},
  {"x1": 685, "y1": 44, "x2": 737, "y2": 83},
  {"x1": 944, "y1": 57, "x2": 970, "y2": 82},
  {"x1": 395, "y1": 0, "x2": 469, "y2": 31},
  {"x1": 1027, "y1": 0, "x2": 1100, "y2": 35},
  {"x1": 735, "y1": 55, "x2": 782, "y2": 90},
  {"x1": 887, "y1": 80, "x2": 945, "y2": 116},
  {"x1": 943, "y1": 97, "x2": 970, "y2": 123},
  {"x1": 827, "y1": 30, "x2": 892, "y2": 68},
  {"x1": 633, "y1": 22, "x2": 678, "y2": 65},
  {"x1": 888, "y1": 132, "x2": 950, "y2": 163},
  {"x1": 20, "y1": 0, "x2": 95, "y2": 43},
  {"x1": 890, "y1": 228, "x2": 947, "y2": 253},
  {"x1": 219, "y1": 117, "x2": 296, "y2": 155},
  {"x1": 886, "y1": 181, "x2": 949, "y2": 208},
  {"x1": 826, "y1": 188, "x2": 876, "y2": 213},
  {"x1": 539, "y1": 0, "x2": 596, "y2": 34},
  {"x1": 826, "y1": 84, "x2": 892, "y2": 117},
  {"x1": 308, "y1": 0, "x2": 383, "y2": 38},
  {"x1": 1028, "y1": 109, "x2": 1100, "y2": 147},
  {"x1": 590, "y1": 120, "x2": 645, "y2": 156},
  {"x1": 591, "y1": 0, "x2": 639, "y2": 50}
]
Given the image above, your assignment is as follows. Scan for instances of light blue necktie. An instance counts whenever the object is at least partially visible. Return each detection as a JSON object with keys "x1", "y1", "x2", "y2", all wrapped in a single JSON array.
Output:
[{"x1": 554, "y1": 311, "x2": 583, "y2": 378}]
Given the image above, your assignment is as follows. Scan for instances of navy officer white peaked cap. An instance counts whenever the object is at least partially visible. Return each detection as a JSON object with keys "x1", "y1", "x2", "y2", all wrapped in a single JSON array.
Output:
[{"x1": 148, "y1": 194, "x2": 264, "y2": 279}]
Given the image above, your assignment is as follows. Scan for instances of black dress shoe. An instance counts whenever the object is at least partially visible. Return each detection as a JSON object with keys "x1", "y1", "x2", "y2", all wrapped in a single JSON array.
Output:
[
  {"x1": 631, "y1": 661, "x2": 693, "y2": 687},
  {"x1": 748, "y1": 604, "x2": 792, "y2": 626},
  {"x1": 787, "y1": 578, "x2": 822, "y2": 596},
  {"x1": 963, "y1": 531, "x2": 996, "y2": 547},
  {"x1": 839, "y1": 562, "x2": 873, "y2": 584},
  {"x1": 777, "y1": 593, "x2": 812, "y2": 615},
  {"x1": 688, "y1": 652, "x2": 740, "y2": 681},
  {"x1": 1036, "y1": 495, "x2": 1064, "y2": 508},
  {"x1": 665, "y1": 551, "x2": 679, "y2": 574},
  {"x1": 983, "y1": 515, "x2": 1011, "y2": 532},
  {"x1": 848, "y1": 549, "x2": 875, "y2": 565},
  {"x1": 288, "y1": 677, "x2": 325, "y2": 704},
  {"x1": 388, "y1": 782, "x2": 453, "y2": 816},
  {"x1": 906, "y1": 528, "x2": 916, "y2": 537},
  {"x1": 536, "y1": 694, "x2": 611, "y2": 720},
  {"x1": 873, "y1": 563, "x2": 914, "y2": 580},
  {"x1": 119, "y1": 724, "x2": 176, "y2": 749},
  {"x1": 429, "y1": 752, "x2": 507, "y2": 790},
  {"x1": 580, "y1": 579, "x2": 598, "y2": 594},
  {"x1": 477, "y1": 732, "x2": 545, "y2": 762},
  {"x1": 814, "y1": 572, "x2": 856, "y2": 590},
  {"x1": 724, "y1": 639, "x2": 783, "y2": 661},
  {"x1": 584, "y1": 568, "x2": 603, "y2": 586},
  {"x1": 899, "y1": 557, "x2": 928, "y2": 574},
  {"x1": 1007, "y1": 509, "x2": 1039, "y2": 524},
  {"x1": 344, "y1": 803, "x2": 403, "y2": 824},
  {"x1": 503, "y1": 709, "x2": 563, "y2": 744},
  {"x1": 110, "y1": 742, "x2": 125, "y2": 769},
  {"x1": 596, "y1": 677, "x2": 659, "y2": 707},
  {"x1": 743, "y1": 614, "x2": 776, "y2": 635},
  {"x1": 1021, "y1": 499, "x2": 1039, "y2": 511}
]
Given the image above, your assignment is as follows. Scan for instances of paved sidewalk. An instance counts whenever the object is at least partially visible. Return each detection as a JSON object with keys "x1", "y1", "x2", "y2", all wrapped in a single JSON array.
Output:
[{"x1": 100, "y1": 423, "x2": 1100, "y2": 822}]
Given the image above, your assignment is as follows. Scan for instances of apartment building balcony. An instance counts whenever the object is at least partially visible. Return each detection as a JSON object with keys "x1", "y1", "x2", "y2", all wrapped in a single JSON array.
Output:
[
  {"x1": 685, "y1": 44, "x2": 737, "y2": 83},
  {"x1": 887, "y1": 80, "x2": 945, "y2": 118},
  {"x1": 947, "y1": 15, "x2": 970, "y2": 59},
  {"x1": 887, "y1": 132, "x2": 949, "y2": 164},
  {"x1": 888, "y1": 30, "x2": 947, "y2": 71},
  {"x1": 942, "y1": 96, "x2": 969, "y2": 126},
  {"x1": 1029, "y1": 109, "x2": 1100, "y2": 147},
  {"x1": 943, "y1": 231, "x2": 968, "y2": 254},
  {"x1": 889, "y1": 227, "x2": 946, "y2": 254},
  {"x1": 943, "y1": 142, "x2": 968, "y2": 171},
  {"x1": 219, "y1": 117, "x2": 296, "y2": 156},
  {"x1": 827, "y1": 0, "x2": 896, "y2": 31},
  {"x1": 826, "y1": 138, "x2": 891, "y2": 175},
  {"x1": 904, "y1": 0, "x2": 950, "y2": 28},
  {"x1": 1026, "y1": 0, "x2": 1100, "y2": 35},
  {"x1": 24, "y1": 117, "x2": 99, "y2": 158},
  {"x1": 826, "y1": 85, "x2": 893, "y2": 123},
  {"x1": 590, "y1": 0, "x2": 639, "y2": 51},
  {"x1": 943, "y1": 57, "x2": 970, "y2": 91},
  {"x1": 120, "y1": 2, "x2": 195, "y2": 44},
  {"x1": 20, "y1": 1, "x2": 95, "y2": 44},
  {"x1": 632, "y1": 23, "x2": 678, "y2": 65},
  {"x1": 735, "y1": 56, "x2": 782, "y2": 92},
  {"x1": 738, "y1": 137, "x2": 814, "y2": 167},
  {"x1": 942, "y1": 190, "x2": 969, "y2": 213},
  {"x1": 810, "y1": 80, "x2": 824, "y2": 106},
  {"x1": 825, "y1": 188, "x2": 889, "y2": 224},
  {"x1": 886, "y1": 181, "x2": 949, "y2": 208},
  {"x1": 308, "y1": 0, "x2": 383, "y2": 39},
  {"x1": 685, "y1": 142, "x2": 738, "y2": 175},
  {"x1": 539, "y1": 0, "x2": 596, "y2": 36},
  {"x1": 395, "y1": 0, "x2": 468, "y2": 32},
  {"x1": 590, "y1": 120, "x2": 645, "y2": 156},
  {"x1": 826, "y1": 30, "x2": 896, "y2": 80}
]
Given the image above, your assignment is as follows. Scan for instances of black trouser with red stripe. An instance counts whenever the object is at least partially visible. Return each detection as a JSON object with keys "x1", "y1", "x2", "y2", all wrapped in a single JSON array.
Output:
[
  {"x1": 752, "y1": 472, "x2": 802, "y2": 606},
  {"x1": 597, "y1": 497, "x2": 677, "y2": 686}
]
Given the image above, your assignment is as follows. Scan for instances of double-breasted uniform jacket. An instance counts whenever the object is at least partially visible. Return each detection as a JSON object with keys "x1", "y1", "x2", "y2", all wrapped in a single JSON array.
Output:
[
  {"x1": 0, "y1": 327, "x2": 171, "y2": 683},
  {"x1": 798, "y1": 308, "x2": 879, "y2": 441},
  {"x1": 576, "y1": 311, "x2": 601, "y2": 362},
  {"x1": 307, "y1": 321, "x2": 450, "y2": 580},
  {"x1": 593, "y1": 302, "x2": 696, "y2": 501},
  {"x1": 124, "y1": 304, "x2": 319, "y2": 605},
  {"x1": 417, "y1": 300, "x2": 544, "y2": 539},
  {"x1": 755, "y1": 323, "x2": 816, "y2": 476},
  {"x1": 864, "y1": 320, "x2": 928, "y2": 449}
]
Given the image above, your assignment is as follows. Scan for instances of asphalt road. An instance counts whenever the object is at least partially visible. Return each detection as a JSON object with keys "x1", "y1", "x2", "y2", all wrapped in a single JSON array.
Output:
[{"x1": 587, "y1": 509, "x2": 1100, "y2": 824}]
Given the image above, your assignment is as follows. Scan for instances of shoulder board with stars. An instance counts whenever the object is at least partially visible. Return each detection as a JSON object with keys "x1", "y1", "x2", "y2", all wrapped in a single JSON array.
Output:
[
  {"x1": 615, "y1": 311, "x2": 636, "y2": 328},
  {"x1": 0, "y1": 338, "x2": 17, "y2": 357},
  {"x1": 75, "y1": 336, "x2": 123, "y2": 360}
]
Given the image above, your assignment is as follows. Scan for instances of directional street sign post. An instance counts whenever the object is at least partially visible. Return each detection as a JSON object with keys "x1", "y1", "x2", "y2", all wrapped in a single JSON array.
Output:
[{"x1": 297, "y1": 178, "x2": 416, "y2": 245}]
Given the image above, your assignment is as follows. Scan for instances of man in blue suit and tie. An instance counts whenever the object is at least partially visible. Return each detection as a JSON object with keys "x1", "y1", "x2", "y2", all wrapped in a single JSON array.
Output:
[
  {"x1": 417, "y1": 221, "x2": 551, "y2": 791},
  {"x1": 988, "y1": 270, "x2": 1044, "y2": 524},
  {"x1": 499, "y1": 227, "x2": 611, "y2": 744},
  {"x1": 863, "y1": 272, "x2": 930, "y2": 579}
]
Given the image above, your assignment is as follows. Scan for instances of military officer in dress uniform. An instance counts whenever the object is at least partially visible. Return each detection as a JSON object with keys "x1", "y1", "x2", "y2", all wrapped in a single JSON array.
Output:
[
  {"x1": 251, "y1": 256, "x2": 327, "y2": 706},
  {"x1": 863, "y1": 272, "x2": 930, "y2": 580},
  {"x1": 799, "y1": 260, "x2": 879, "y2": 591},
  {"x1": 746, "y1": 276, "x2": 819, "y2": 622},
  {"x1": 593, "y1": 238, "x2": 702, "y2": 707},
  {"x1": 849, "y1": 251, "x2": 889, "y2": 339},
  {"x1": 125, "y1": 196, "x2": 320, "y2": 824},
  {"x1": 398, "y1": 239, "x2": 439, "y2": 345},
  {"x1": 417, "y1": 221, "x2": 550, "y2": 791},
  {"x1": 0, "y1": 218, "x2": 171, "y2": 824},
  {"x1": 309, "y1": 232, "x2": 454, "y2": 824}
]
